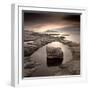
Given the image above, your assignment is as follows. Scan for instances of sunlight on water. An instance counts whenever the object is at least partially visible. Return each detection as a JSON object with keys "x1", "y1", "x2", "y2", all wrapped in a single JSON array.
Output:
[{"x1": 45, "y1": 27, "x2": 80, "y2": 43}]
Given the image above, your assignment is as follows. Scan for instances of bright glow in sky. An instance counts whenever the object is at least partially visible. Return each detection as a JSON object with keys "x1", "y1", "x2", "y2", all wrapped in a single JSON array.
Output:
[
  {"x1": 24, "y1": 12, "x2": 80, "y2": 33},
  {"x1": 24, "y1": 24, "x2": 70, "y2": 32},
  {"x1": 24, "y1": 21, "x2": 79, "y2": 33}
]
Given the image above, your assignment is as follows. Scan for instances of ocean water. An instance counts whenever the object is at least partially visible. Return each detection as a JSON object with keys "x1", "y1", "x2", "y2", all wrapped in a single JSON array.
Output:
[{"x1": 45, "y1": 27, "x2": 80, "y2": 43}]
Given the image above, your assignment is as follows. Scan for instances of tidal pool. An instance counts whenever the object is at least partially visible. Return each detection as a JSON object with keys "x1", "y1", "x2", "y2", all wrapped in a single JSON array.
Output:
[{"x1": 30, "y1": 41, "x2": 72, "y2": 77}]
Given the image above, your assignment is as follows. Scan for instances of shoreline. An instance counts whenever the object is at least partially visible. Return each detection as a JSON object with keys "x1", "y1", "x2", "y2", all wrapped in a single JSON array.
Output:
[{"x1": 24, "y1": 30, "x2": 80, "y2": 77}]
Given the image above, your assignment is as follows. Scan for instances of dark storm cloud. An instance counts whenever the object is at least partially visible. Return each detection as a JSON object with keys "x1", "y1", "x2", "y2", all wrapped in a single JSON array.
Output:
[
  {"x1": 23, "y1": 11, "x2": 80, "y2": 32},
  {"x1": 24, "y1": 12, "x2": 80, "y2": 22},
  {"x1": 63, "y1": 15, "x2": 80, "y2": 22},
  {"x1": 24, "y1": 12, "x2": 64, "y2": 24}
]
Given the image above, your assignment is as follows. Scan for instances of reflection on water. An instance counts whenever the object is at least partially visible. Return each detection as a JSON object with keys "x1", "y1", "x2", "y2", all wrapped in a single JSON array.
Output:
[
  {"x1": 30, "y1": 42, "x2": 72, "y2": 76},
  {"x1": 47, "y1": 57, "x2": 63, "y2": 67}
]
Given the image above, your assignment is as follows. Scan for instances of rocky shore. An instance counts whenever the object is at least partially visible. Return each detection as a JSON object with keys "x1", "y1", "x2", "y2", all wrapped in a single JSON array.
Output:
[
  {"x1": 24, "y1": 30, "x2": 80, "y2": 77},
  {"x1": 55, "y1": 43, "x2": 80, "y2": 75}
]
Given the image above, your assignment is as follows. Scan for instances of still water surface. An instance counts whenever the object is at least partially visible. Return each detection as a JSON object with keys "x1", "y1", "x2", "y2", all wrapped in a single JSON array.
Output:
[{"x1": 30, "y1": 42, "x2": 72, "y2": 76}]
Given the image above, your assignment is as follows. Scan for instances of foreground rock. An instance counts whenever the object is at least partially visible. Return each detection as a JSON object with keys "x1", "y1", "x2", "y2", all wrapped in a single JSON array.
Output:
[
  {"x1": 24, "y1": 60, "x2": 41, "y2": 77},
  {"x1": 55, "y1": 60, "x2": 80, "y2": 75},
  {"x1": 54, "y1": 41, "x2": 80, "y2": 75},
  {"x1": 46, "y1": 46, "x2": 63, "y2": 66}
]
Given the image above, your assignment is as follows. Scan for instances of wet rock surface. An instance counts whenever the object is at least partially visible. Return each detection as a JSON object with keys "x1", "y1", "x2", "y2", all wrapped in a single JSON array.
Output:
[
  {"x1": 46, "y1": 46, "x2": 63, "y2": 66},
  {"x1": 23, "y1": 30, "x2": 80, "y2": 77}
]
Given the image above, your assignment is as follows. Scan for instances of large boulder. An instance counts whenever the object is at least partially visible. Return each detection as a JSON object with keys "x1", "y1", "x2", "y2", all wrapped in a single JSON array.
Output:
[{"x1": 46, "y1": 46, "x2": 63, "y2": 66}]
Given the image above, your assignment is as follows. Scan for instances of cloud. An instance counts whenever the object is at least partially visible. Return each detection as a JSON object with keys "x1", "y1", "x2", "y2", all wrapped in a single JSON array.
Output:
[{"x1": 24, "y1": 12, "x2": 80, "y2": 32}]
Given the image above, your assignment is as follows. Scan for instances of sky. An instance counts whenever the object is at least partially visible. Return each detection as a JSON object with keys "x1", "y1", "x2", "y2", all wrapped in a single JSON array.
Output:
[{"x1": 24, "y1": 11, "x2": 80, "y2": 33}]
